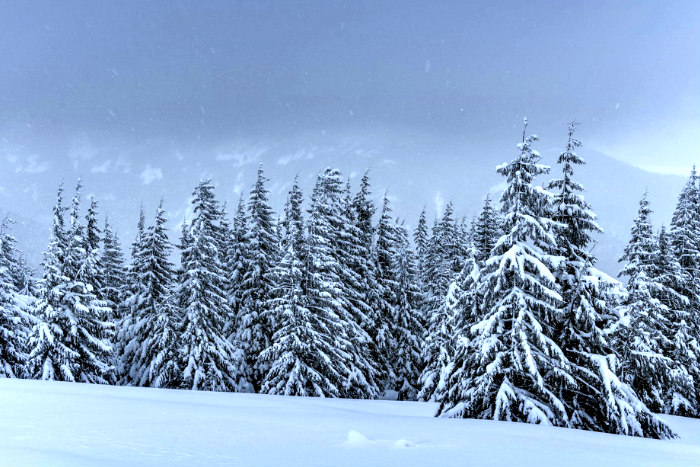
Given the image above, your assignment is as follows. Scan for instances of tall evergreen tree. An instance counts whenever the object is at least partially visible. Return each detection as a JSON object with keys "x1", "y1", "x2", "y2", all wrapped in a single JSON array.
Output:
[
  {"x1": 100, "y1": 217, "x2": 127, "y2": 320},
  {"x1": 305, "y1": 168, "x2": 381, "y2": 398},
  {"x1": 237, "y1": 165, "x2": 279, "y2": 390},
  {"x1": 261, "y1": 181, "x2": 348, "y2": 396},
  {"x1": 436, "y1": 241, "x2": 483, "y2": 411},
  {"x1": 28, "y1": 180, "x2": 114, "y2": 383},
  {"x1": 0, "y1": 218, "x2": 32, "y2": 378},
  {"x1": 438, "y1": 121, "x2": 573, "y2": 426},
  {"x1": 370, "y1": 193, "x2": 398, "y2": 389},
  {"x1": 538, "y1": 123, "x2": 674, "y2": 437},
  {"x1": 418, "y1": 202, "x2": 462, "y2": 401},
  {"x1": 473, "y1": 194, "x2": 500, "y2": 263},
  {"x1": 121, "y1": 200, "x2": 180, "y2": 388},
  {"x1": 390, "y1": 220, "x2": 425, "y2": 400},
  {"x1": 669, "y1": 167, "x2": 700, "y2": 413},
  {"x1": 413, "y1": 207, "x2": 430, "y2": 282},
  {"x1": 178, "y1": 180, "x2": 248, "y2": 392},
  {"x1": 654, "y1": 225, "x2": 697, "y2": 415},
  {"x1": 224, "y1": 196, "x2": 249, "y2": 340},
  {"x1": 617, "y1": 193, "x2": 679, "y2": 417}
]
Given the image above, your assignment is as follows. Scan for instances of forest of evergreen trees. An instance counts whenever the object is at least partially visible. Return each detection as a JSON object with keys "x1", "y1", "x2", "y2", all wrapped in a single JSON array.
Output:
[{"x1": 1, "y1": 122, "x2": 698, "y2": 440}]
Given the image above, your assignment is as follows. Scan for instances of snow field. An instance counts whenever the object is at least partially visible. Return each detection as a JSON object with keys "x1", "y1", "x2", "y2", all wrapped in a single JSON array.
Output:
[{"x1": 0, "y1": 379, "x2": 698, "y2": 467}]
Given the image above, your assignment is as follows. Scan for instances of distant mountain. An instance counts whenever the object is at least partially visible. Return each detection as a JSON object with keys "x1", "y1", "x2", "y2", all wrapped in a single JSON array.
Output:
[{"x1": 0, "y1": 136, "x2": 686, "y2": 279}]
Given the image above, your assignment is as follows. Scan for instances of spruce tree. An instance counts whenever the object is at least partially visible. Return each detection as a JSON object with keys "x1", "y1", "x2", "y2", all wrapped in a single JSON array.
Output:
[
  {"x1": 473, "y1": 194, "x2": 500, "y2": 263},
  {"x1": 178, "y1": 180, "x2": 248, "y2": 392},
  {"x1": 438, "y1": 121, "x2": 573, "y2": 426},
  {"x1": 261, "y1": 181, "x2": 347, "y2": 396},
  {"x1": 390, "y1": 220, "x2": 425, "y2": 400},
  {"x1": 669, "y1": 167, "x2": 700, "y2": 413},
  {"x1": 617, "y1": 193, "x2": 679, "y2": 416},
  {"x1": 237, "y1": 165, "x2": 279, "y2": 390},
  {"x1": 436, "y1": 241, "x2": 483, "y2": 412},
  {"x1": 654, "y1": 225, "x2": 697, "y2": 415},
  {"x1": 418, "y1": 202, "x2": 462, "y2": 401},
  {"x1": 224, "y1": 196, "x2": 249, "y2": 340},
  {"x1": 305, "y1": 168, "x2": 380, "y2": 398},
  {"x1": 539, "y1": 122, "x2": 674, "y2": 437},
  {"x1": 370, "y1": 193, "x2": 398, "y2": 389},
  {"x1": 100, "y1": 217, "x2": 127, "y2": 320},
  {"x1": 28, "y1": 180, "x2": 114, "y2": 383},
  {"x1": 0, "y1": 218, "x2": 32, "y2": 378},
  {"x1": 121, "y1": 200, "x2": 181, "y2": 388}
]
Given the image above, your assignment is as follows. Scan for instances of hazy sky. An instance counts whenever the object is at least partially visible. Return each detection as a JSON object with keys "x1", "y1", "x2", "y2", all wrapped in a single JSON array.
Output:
[{"x1": 0, "y1": 0, "x2": 698, "y2": 175}]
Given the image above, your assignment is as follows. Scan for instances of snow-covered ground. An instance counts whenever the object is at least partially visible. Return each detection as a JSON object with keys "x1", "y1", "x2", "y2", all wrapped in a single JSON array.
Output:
[{"x1": 0, "y1": 379, "x2": 697, "y2": 467}]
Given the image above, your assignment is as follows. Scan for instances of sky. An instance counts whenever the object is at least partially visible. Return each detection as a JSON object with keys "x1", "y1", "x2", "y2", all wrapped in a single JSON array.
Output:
[{"x1": 0, "y1": 0, "x2": 697, "y2": 269}]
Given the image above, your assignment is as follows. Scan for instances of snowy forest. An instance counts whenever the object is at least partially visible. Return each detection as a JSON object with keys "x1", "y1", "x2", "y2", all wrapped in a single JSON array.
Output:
[{"x1": 2, "y1": 121, "x2": 699, "y2": 441}]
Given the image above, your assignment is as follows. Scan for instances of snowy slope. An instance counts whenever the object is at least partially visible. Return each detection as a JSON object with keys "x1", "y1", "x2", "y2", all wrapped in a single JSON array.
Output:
[{"x1": 0, "y1": 380, "x2": 697, "y2": 467}]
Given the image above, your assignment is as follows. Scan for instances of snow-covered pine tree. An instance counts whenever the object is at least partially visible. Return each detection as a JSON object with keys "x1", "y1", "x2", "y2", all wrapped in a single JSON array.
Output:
[
  {"x1": 237, "y1": 165, "x2": 279, "y2": 390},
  {"x1": 224, "y1": 196, "x2": 248, "y2": 341},
  {"x1": 178, "y1": 180, "x2": 248, "y2": 392},
  {"x1": 82, "y1": 197, "x2": 115, "y2": 362},
  {"x1": 305, "y1": 168, "x2": 380, "y2": 398},
  {"x1": 121, "y1": 200, "x2": 181, "y2": 388},
  {"x1": 473, "y1": 194, "x2": 500, "y2": 263},
  {"x1": 418, "y1": 202, "x2": 462, "y2": 402},
  {"x1": 413, "y1": 207, "x2": 430, "y2": 282},
  {"x1": 617, "y1": 192, "x2": 679, "y2": 415},
  {"x1": 100, "y1": 217, "x2": 126, "y2": 320},
  {"x1": 540, "y1": 122, "x2": 674, "y2": 438},
  {"x1": 654, "y1": 225, "x2": 697, "y2": 416},
  {"x1": 28, "y1": 180, "x2": 114, "y2": 383},
  {"x1": 369, "y1": 192, "x2": 398, "y2": 389},
  {"x1": 669, "y1": 167, "x2": 700, "y2": 414},
  {"x1": 347, "y1": 172, "x2": 387, "y2": 386},
  {"x1": 260, "y1": 180, "x2": 346, "y2": 396},
  {"x1": 117, "y1": 204, "x2": 147, "y2": 368},
  {"x1": 436, "y1": 240, "x2": 482, "y2": 412},
  {"x1": 0, "y1": 218, "x2": 33, "y2": 378},
  {"x1": 390, "y1": 220, "x2": 425, "y2": 400},
  {"x1": 84, "y1": 198, "x2": 104, "y2": 292},
  {"x1": 412, "y1": 207, "x2": 431, "y2": 335},
  {"x1": 438, "y1": 120, "x2": 573, "y2": 426}
]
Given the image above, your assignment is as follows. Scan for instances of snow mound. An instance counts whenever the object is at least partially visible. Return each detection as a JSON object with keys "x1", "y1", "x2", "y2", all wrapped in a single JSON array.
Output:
[
  {"x1": 344, "y1": 430, "x2": 374, "y2": 447},
  {"x1": 344, "y1": 431, "x2": 416, "y2": 449}
]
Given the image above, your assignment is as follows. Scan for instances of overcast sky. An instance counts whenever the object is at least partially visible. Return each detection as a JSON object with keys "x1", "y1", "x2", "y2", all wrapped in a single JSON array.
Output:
[{"x1": 0, "y1": 0, "x2": 698, "y2": 175}]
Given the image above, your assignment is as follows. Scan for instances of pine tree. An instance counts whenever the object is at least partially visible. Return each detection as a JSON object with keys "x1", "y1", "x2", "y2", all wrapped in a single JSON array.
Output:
[
  {"x1": 237, "y1": 165, "x2": 279, "y2": 390},
  {"x1": 348, "y1": 172, "x2": 387, "y2": 385},
  {"x1": 28, "y1": 180, "x2": 114, "y2": 383},
  {"x1": 0, "y1": 218, "x2": 32, "y2": 378},
  {"x1": 117, "y1": 204, "x2": 147, "y2": 371},
  {"x1": 669, "y1": 167, "x2": 700, "y2": 414},
  {"x1": 224, "y1": 196, "x2": 248, "y2": 341},
  {"x1": 260, "y1": 181, "x2": 346, "y2": 396},
  {"x1": 617, "y1": 193, "x2": 679, "y2": 416},
  {"x1": 390, "y1": 220, "x2": 425, "y2": 400},
  {"x1": 100, "y1": 217, "x2": 127, "y2": 320},
  {"x1": 473, "y1": 194, "x2": 500, "y2": 263},
  {"x1": 413, "y1": 207, "x2": 430, "y2": 282},
  {"x1": 418, "y1": 202, "x2": 462, "y2": 401},
  {"x1": 438, "y1": 120, "x2": 573, "y2": 426},
  {"x1": 654, "y1": 226, "x2": 697, "y2": 415},
  {"x1": 178, "y1": 180, "x2": 248, "y2": 392},
  {"x1": 436, "y1": 241, "x2": 483, "y2": 412},
  {"x1": 413, "y1": 207, "x2": 431, "y2": 334},
  {"x1": 305, "y1": 168, "x2": 380, "y2": 398},
  {"x1": 84, "y1": 198, "x2": 103, "y2": 288},
  {"x1": 369, "y1": 193, "x2": 398, "y2": 389},
  {"x1": 541, "y1": 122, "x2": 674, "y2": 437},
  {"x1": 121, "y1": 200, "x2": 181, "y2": 388}
]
